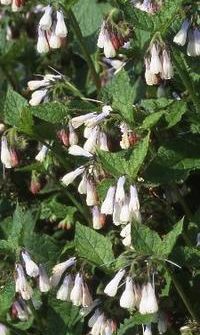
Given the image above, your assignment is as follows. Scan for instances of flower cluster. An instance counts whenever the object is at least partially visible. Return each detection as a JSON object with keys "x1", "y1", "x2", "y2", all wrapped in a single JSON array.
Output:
[
  {"x1": 0, "y1": 0, "x2": 24, "y2": 12},
  {"x1": 145, "y1": 43, "x2": 173, "y2": 85},
  {"x1": 37, "y1": 5, "x2": 68, "y2": 54},
  {"x1": 88, "y1": 309, "x2": 116, "y2": 335},
  {"x1": 101, "y1": 178, "x2": 141, "y2": 246},
  {"x1": 51, "y1": 257, "x2": 93, "y2": 308},
  {"x1": 28, "y1": 73, "x2": 62, "y2": 106},
  {"x1": 173, "y1": 20, "x2": 200, "y2": 57},
  {"x1": 97, "y1": 21, "x2": 129, "y2": 58}
]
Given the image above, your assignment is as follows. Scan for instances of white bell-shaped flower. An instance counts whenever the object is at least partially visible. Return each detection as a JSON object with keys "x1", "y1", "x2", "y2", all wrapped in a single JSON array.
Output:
[
  {"x1": 150, "y1": 43, "x2": 162, "y2": 75},
  {"x1": 39, "y1": 5, "x2": 52, "y2": 31},
  {"x1": 56, "y1": 274, "x2": 73, "y2": 301},
  {"x1": 145, "y1": 57, "x2": 159, "y2": 86},
  {"x1": 0, "y1": 0, "x2": 12, "y2": 4},
  {"x1": 55, "y1": 11, "x2": 68, "y2": 38},
  {"x1": 70, "y1": 273, "x2": 83, "y2": 306},
  {"x1": 29, "y1": 89, "x2": 48, "y2": 106},
  {"x1": 103, "y1": 32, "x2": 116, "y2": 58},
  {"x1": 78, "y1": 173, "x2": 87, "y2": 194},
  {"x1": 187, "y1": 30, "x2": 196, "y2": 57},
  {"x1": 38, "y1": 265, "x2": 51, "y2": 293},
  {"x1": 104, "y1": 269, "x2": 125, "y2": 297},
  {"x1": 61, "y1": 166, "x2": 85, "y2": 186},
  {"x1": 143, "y1": 324, "x2": 152, "y2": 335},
  {"x1": 113, "y1": 201, "x2": 122, "y2": 226},
  {"x1": 193, "y1": 28, "x2": 200, "y2": 56},
  {"x1": 68, "y1": 145, "x2": 93, "y2": 158},
  {"x1": 28, "y1": 79, "x2": 50, "y2": 91},
  {"x1": 21, "y1": 250, "x2": 39, "y2": 278},
  {"x1": 98, "y1": 132, "x2": 109, "y2": 151},
  {"x1": 49, "y1": 24, "x2": 62, "y2": 49},
  {"x1": 83, "y1": 126, "x2": 99, "y2": 153},
  {"x1": 91, "y1": 313, "x2": 105, "y2": 335},
  {"x1": 120, "y1": 276, "x2": 135, "y2": 309},
  {"x1": 92, "y1": 206, "x2": 104, "y2": 230},
  {"x1": 161, "y1": 49, "x2": 174, "y2": 80},
  {"x1": 82, "y1": 283, "x2": 93, "y2": 307},
  {"x1": 86, "y1": 180, "x2": 98, "y2": 206},
  {"x1": 120, "y1": 196, "x2": 131, "y2": 223},
  {"x1": 88, "y1": 309, "x2": 101, "y2": 328},
  {"x1": 37, "y1": 29, "x2": 50, "y2": 54},
  {"x1": 68, "y1": 122, "x2": 78, "y2": 145},
  {"x1": 158, "y1": 312, "x2": 168, "y2": 334},
  {"x1": 12, "y1": 300, "x2": 29, "y2": 321},
  {"x1": 1, "y1": 136, "x2": 12, "y2": 169},
  {"x1": 97, "y1": 21, "x2": 106, "y2": 48},
  {"x1": 139, "y1": 282, "x2": 158, "y2": 314},
  {"x1": 101, "y1": 186, "x2": 116, "y2": 215},
  {"x1": 15, "y1": 264, "x2": 33, "y2": 300},
  {"x1": 173, "y1": 20, "x2": 190, "y2": 46},
  {"x1": 71, "y1": 112, "x2": 96, "y2": 129},
  {"x1": 120, "y1": 223, "x2": 132, "y2": 247},
  {"x1": 35, "y1": 145, "x2": 48, "y2": 162},
  {"x1": 115, "y1": 176, "x2": 126, "y2": 203},
  {"x1": 51, "y1": 257, "x2": 76, "y2": 287}
]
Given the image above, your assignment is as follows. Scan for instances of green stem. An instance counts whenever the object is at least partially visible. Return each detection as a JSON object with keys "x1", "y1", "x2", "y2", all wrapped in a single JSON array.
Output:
[
  {"x1": 172, "y1": 50, "x2": 200, "y2": 114},
  {"x1": 166, "y1": 265, "x2": 200, "y2": 322},
  {"x1": 67, "y1": 9, "x2": 101, "y2": 91},
  {"x1": 65, "y1": 189, "x2": 91, "y2": 225}
]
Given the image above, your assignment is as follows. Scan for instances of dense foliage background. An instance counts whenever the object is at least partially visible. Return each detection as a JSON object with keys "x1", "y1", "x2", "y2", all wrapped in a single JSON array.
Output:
[{"x1": 0, "y1": 0, "x2": 200, "y2": 334}]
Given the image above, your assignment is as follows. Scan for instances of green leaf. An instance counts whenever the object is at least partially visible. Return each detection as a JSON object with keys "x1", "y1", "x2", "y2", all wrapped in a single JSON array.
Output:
[
  {"x1": 117, "y1": 313, "x2": 155, "y2": 335},
  {"x1": 108, "y1": 69, "x2": 135, "y2": 124},
  {"x1": 8, "y1": 205, "x2": 24, "y2": 250},
  {"x1": 98, "y1": 134, "x2": 150, "y2": 180},
  {"x1": 165, "y1": 101, "x2": 187, "y2": 128},
  {"x1": 0, "y1": 282, "x2": 15, "y2": 317},
  {"x1": 1, "y1": 87, "x2": 34, "y2": 135},
  {"x1": 160, "y1": 218, "x2": 184, "y2": 257},
  {"x1": 46, "y1": 296, "x2": 83, "y2": 335},
  {"x1": 128, "y1": 133, "x2": 150, "y2": 178},
  {"x1": 141, "y1": 111, "x2": 164, "y2": 130},
  {"x1": 75, "y1": 223, "x2": 115, "y2": 272},
  {"x1": 28, "y1": 101, "x2": 68, "y2": 124},
  {"x1": 144, "y1": 136, "x2": 200, "y2": 185},
  {"x1": 131, "y1": 221, "x2": 162, "y2": 256}
]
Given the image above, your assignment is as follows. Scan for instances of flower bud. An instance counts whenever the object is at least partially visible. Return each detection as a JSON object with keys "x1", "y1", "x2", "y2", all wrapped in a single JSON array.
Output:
[
  {"x1": 68, "y1": 145, "x2": 93, "y2": 158},
  {"x1": 1, "y1": 136, "x2": 12, "y2": 169},
  {"x1": 27, "y1": 79, "x2": 50, "y2": 91},
  {"x1": 92, "y1": 206, "x2": 105, "y2": 230},
  {"x1": 35, "y1": 145, "x2": 48, "y2": 162},
  {"x1": 173, "y1": 20, "x2": 190, "y2": 46}
]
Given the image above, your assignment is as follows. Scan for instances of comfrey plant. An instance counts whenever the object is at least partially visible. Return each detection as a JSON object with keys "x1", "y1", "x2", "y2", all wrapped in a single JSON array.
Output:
[{"x1": 0, "y1": 0, "x2": 200, "y2": 335}]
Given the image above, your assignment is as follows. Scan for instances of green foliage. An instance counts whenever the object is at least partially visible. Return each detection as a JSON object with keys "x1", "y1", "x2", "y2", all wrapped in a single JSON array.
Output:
[{"x1": 75, "y1": 223, "x2": 115, "y2": 272}]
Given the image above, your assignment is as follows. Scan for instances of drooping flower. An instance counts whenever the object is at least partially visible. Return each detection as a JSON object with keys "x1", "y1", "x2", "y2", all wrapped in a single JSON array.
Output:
[
  {"x1": 82, "y1": 282, "x2": 93, "y2": 307},
  {"x1": 55, "y1": 11, "x2": 68, "y2": 38},
  {"x1": 11, "y1": 299, "x2": 30, "y2": 321},
  {"x1": 92, "y1": 206, "x2": 105, "y2": 230},
  {"x1": 68, "y1": 145, "x2": 93, "y2": 158},
  {"x1": 70, "y1": 273, "x2": 83, "y2": 306},
  {"x1": 143, "y1": 324, "x2": 152, "y2": 335},
  {"x1": 0, "y1": 324, "x2": 9, "y2": 335},
  {"x1": 29, "y1": 88, "x2": 48, "y2": 106},
  {"x1": 39, "y1": 5, "x2": 53, "y2": 31},
  {"x1": 161, "y1": 49, "x2": 174, "y2": 80},
  {"x1": 51, "y1": 257, "x2": 76, "y2": 287},
  {"x1": 120, "y1": 223, "x2": 132, "y2": 247},
  {"x1": 1, "y1": 136, "x2": 12, "y2": 169},
  {"x1": 38, "y1": 265, "x2": 51, "y2": 293},
  {"x1": 36, "y1": 29, "x2": 50, "y2": 54},
  {"x1": 61, "y1": 166, "x2": 85, "y2": 186},
  {"x1": 86, "y1": 179, "x2": 98, "y2": 206},
  {"x1": 49, "y1": 25, "x2": 62, "y2": 49},
  {"x1": 115, "y1": 176, "x2": 126, "y2": 203},
  {"x1": 139, "y1": 282, "x2": 158, "y2": 314},
  {"x1": 120, "y1": 276, "x2": 135, "y2": 309},
  {"x1": 173, "y1": 20, "x2": 190, "y2": 46},
  {"x1": 101, "y1": 186, "x2": 116, "y2": 215},
  {"x1": 150, "y1": 43, "x2": 163, "y2": 75},
  {"x1": 21, "y1": 250, "x2": 39, "y2": 278},
  {"x1": 35, "y1": 144, "x2": 48, "y2": 162},
  {"x1": 56, "y1": 274, "x2": 73, "y2": 301},
  {"x1": 104, "y1": 269, "x2": 125, "y2": 297},
  {"x1": 15, "y1": 264, "x2": 33, "y2": 300}
]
